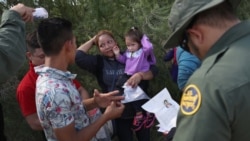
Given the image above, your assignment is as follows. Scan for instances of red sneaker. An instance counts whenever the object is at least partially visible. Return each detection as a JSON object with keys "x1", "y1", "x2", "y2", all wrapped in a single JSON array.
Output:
[
  {"x1": 144, "y1": 112, "x2": 155, "y2": 128},
  {"x1": 132, "y1": 114, "x2": 145, "y2": 131}
]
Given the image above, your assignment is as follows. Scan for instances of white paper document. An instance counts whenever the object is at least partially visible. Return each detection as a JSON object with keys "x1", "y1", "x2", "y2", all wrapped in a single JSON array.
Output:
[
  {"x1": 33, "y1": 7, "x2": 49, "y2": 19},
  {"x1": 121, "y1": 85, "x2": 149, "y2": 103},
  {"x1": 142, "y1": 88, "x2": 179, "y2": 133}
]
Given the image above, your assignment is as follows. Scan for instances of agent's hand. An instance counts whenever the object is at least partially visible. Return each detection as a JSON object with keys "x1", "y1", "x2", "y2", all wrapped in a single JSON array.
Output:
[
  {"x1": 112, "y1": 46, "x2": 120, "y2": 56},
  {"x1": 126, "y1": 72, "x2": 144, "y2": 87},
  {"x1": 93, "y1": 89, "x2": 124, "y2": 108},
  {"x1": 10, "y1": 3, "x2": 34, "y2": 22},
  {"x1": 103, "y1": 101, "x2": 124, "y2": 120}
]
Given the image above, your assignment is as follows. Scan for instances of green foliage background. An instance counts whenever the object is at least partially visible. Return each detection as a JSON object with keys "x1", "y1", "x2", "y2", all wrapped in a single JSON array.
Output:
[{"x1": 0, "y1": 0, "x2": 249, "y2": 140}]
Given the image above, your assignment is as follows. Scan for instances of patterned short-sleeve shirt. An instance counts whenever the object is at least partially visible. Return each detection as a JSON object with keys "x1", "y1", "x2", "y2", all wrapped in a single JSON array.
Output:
[{"x1": 35, "y1": 66, "x2": 94, "y2": 141}]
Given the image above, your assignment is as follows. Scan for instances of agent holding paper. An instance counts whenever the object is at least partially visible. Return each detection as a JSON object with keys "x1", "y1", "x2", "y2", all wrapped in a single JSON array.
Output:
[
  {"x1": 75, "y1": 30, "x2": 158, "y2": 141},
  {"x1": 113, "y1": 27, "x2": 156, "y2": 131}
]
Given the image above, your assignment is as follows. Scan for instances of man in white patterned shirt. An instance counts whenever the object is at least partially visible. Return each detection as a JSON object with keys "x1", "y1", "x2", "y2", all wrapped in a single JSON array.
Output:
[{"x1": 35, "y1": 17, "x2": 124, "y2": 141}]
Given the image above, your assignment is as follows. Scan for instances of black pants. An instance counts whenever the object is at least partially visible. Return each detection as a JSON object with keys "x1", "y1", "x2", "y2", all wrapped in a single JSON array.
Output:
[
  {"x1": 115, "y1": 118, "x2": 150, "y2": 141},
  {"x1": 0, "y1": 103, "x2": 7, "y2": 141},
  {"x1": 115, "y1": 74, "x2": 151, "y2": 141},
  {"x1": 131, "y1": 100, "x2": 147, "y2": 114}
]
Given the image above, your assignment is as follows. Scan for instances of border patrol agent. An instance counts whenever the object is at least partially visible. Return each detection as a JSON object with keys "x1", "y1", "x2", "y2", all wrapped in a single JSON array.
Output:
[{"x1": 165, "y1": 0, "x2": 250, "y2": 141}]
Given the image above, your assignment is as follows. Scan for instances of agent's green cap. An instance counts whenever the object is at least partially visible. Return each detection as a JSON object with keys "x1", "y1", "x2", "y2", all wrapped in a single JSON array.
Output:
[{"x1": 164, "y1": 0, "x2": 240, "y2": 48}]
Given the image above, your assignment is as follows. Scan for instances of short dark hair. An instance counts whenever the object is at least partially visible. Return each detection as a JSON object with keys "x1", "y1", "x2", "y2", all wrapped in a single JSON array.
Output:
[
  {"x1": 125, "y1": 27, "x2": 143, "y2": 46},
  {"x1": 37, "y1": 17, "x2": 73, "y2": 56},
  {"x1": 26, "y1": 30, "x2": 40, "y2": 53}
]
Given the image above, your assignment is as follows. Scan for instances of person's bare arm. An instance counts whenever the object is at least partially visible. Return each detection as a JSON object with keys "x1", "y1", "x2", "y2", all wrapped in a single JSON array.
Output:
[
  {"x1": 25, "y1": 113, "x2": 43, "y2": 130},
  {"x1": 77, "y1": 36, "x2": 96, "y2": 53},
  {"x1": 139, "y1": 70, "x2": 154, "y2": 80},
  {"x1": 54, "y1": 101, "x2": 124, "y2": 141},
  {"x1": 126, "y1": 65, "x2": 158, "y2": 87},
  {"x1": 78, "y1": 86, "x2": 90, "y2": 100},
  {"x1": 126, "y1": 71, "x2": 153, "y2": 87}
]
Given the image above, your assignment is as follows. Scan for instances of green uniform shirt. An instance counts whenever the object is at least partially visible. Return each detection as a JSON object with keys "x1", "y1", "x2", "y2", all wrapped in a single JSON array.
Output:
[
  {"x1": 0, "y1": 10, "x2": 26, "y2": 84},
  {"x1": 174, "y1": 20, "x2": 250, "y2": 141}
]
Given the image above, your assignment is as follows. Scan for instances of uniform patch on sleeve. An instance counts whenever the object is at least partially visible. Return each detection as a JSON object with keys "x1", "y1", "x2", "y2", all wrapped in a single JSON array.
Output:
[{"x1": 180, "y1": 84, "x2": 201, "y2": 115}]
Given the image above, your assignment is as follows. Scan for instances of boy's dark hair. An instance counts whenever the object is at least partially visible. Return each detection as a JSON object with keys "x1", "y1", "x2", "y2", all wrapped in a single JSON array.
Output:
[
  {"x1": 125, "y1": 27, "x2": 143, "y2": 46},
  {"x1": 26, "y1": 30, "x2": 40, "y2": 53},
  {"x1": 37, "y1": 17, "x2": 73, "y2": 56}
]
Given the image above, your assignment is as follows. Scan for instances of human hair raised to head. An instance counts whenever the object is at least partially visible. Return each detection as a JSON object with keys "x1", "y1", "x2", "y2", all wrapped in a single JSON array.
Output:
[
  {"x1": 125, "y1": 27, "x2": 143, "y2": 46},
  {"x1": 26, "y1": 30, "x2": 40, "y2": 53},
  {"x1": 192, "y1": 1, "x2": 238, "y2": 29},
  {"x1": 37, "y1": 17, "x2": 73, "y2": 56},
  {"x1": 95, "y1": 30, "x2": 116, "y2": 47}
]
